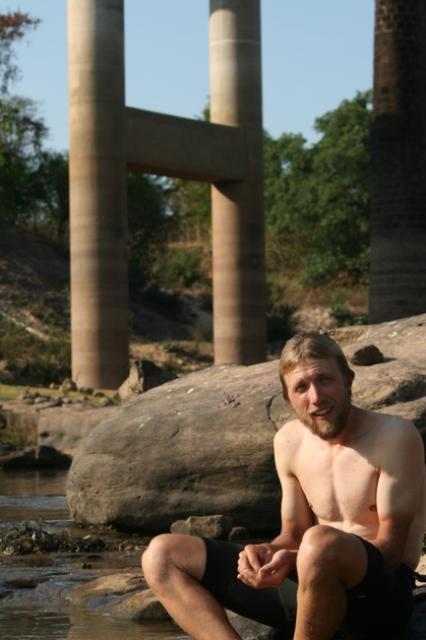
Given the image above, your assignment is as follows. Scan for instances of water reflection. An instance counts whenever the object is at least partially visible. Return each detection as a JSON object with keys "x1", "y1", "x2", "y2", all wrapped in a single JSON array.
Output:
[
  {"x1": 0, "y1": 469, "x2": 70, "y2": 525},
  {"x1": 0, "y1": 469, "x2": 68, "y2": 496},
  {"x1": 0, "y1": 608, "x2": 190, "y2": 640},
  {"x1": 69, "y1": 609, "x2": 190, "y2": 640},
  {"x1": 0, "y1": 609, "x2": 70, "y2": 639}
]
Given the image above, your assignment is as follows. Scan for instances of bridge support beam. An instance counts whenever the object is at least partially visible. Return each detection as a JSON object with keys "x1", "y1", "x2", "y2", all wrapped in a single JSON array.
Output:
[
  {"x1": 68, "y1": 0, "x2": 128, "y2": 388},
  {"x1": 369, "y1": 0, "x2": 426, "y2": 321},
  {"x1": 209, "y1": 0, "x2": 266, "y2": 364},
  {"x1": 67, "y1": 0, "x2": 267, "y2": 387}
]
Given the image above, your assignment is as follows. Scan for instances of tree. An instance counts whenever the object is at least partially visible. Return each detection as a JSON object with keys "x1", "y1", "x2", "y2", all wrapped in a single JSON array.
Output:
[
  {"x1": 168, "y1": 179, "x2": 210, "y2": 242},
  {"x1": 0, "y1": 95, "x2": 47, "y2": 224},
  {"x1": 0, "y1": 11, "x2": 47, "y2": 227},
  {"x1": 264, "y1": 131, "x2": 314, "y2": 275},
  {"x1": 0, "y1": 12, "x2": 40, "y2": 94},
  {"x1": 127, "y1": 173, "x2": 169, "y2": 291},
  {"x1": 305, "y1": 90, "x2": 372, "y2": 284},
  {"x1": 264, "y1": 91, "x2": 372, "y2": 285},
  {"x1": 36, "y1": 151, "x2": 69, "y2": 241}
]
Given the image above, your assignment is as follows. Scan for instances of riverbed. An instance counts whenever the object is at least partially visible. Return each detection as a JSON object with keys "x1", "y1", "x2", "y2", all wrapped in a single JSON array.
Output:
[{"x1": 0, "y1": 469, "x2": 189, "y2": 640}]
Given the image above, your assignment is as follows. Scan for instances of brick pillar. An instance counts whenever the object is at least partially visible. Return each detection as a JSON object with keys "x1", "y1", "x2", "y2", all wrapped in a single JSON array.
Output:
[
  {"x1": 369, "y1": 0, "x2": 426, "y2": 322},
  {"x1": 68, "y1": 0, "x2": 129, "y2": 388},
  {"x1": 209, "y1": 0, "x2": 266, "y2": 364}
]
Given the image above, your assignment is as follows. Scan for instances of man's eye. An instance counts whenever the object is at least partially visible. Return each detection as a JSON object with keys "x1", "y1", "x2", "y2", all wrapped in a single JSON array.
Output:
[{"x1": 295, "y1": 384, "x2": 307, "y2": 393}]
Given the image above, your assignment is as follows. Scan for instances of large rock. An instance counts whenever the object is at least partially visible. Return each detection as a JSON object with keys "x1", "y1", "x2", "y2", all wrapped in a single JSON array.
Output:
[
  {"x1": 67, "y1": 360, "x2": 288, "y2": 533},
  {"x1": 67, "y1": 314, "x2": 426, "y2": 533}
]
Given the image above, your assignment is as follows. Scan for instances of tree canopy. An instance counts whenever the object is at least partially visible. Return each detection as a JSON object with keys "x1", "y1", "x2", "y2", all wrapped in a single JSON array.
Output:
[{"x1": 264, "y1": 90, "x2": 372, "y2": 285}]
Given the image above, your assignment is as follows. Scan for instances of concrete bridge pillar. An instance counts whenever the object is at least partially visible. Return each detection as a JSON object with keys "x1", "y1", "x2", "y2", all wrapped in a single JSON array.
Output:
[
  {"x1": 369, "y1": 0, "x2": 426, "y2": 321},
  {"x1": 68, "y1": 0, "x2": 128, "y2": 388},
  {"x1": 209, "y1": 0, "x2": 266, "y2": 364}
]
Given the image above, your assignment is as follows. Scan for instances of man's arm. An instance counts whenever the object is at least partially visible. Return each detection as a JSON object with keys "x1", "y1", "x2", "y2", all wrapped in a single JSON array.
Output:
[
  {"x1": 238, "y1": 422, "x2": 315, "y2": 588},
  {"x1": 372, "y1": 419, "x2": 424, "y2": 568}
]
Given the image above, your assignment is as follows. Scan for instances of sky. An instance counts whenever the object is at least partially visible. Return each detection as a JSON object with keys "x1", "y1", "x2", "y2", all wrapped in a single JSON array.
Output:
[{"x1": 5, "y1": 1, "x2": 374, "y2": 153}]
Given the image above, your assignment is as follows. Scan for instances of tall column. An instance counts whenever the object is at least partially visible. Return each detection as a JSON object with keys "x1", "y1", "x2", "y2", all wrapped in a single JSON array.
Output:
[
  {"x1": 209, "y1": 0, "x2": 266, "y2": 365},
  {"x1": 369, "y1": 0, "x2": 426, "y2": 322},
  {"x1": 68, "y1": 0, "x2": 128, "y2": 388}
]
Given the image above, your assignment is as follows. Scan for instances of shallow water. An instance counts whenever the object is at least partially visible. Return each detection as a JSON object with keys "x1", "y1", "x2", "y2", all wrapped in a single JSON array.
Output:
[
  {"x1": 0, "y1": 469, "x2": 189, "y2": 640},
  {"x1": 0, "y1": 609, "x2": 188, "y2": 640},
  {"x1": 0, "y1": 608, "x2": 189, "y2": 640},
  {"x1": 0, "y1": 469, "x2": 70, "y2": 527}
]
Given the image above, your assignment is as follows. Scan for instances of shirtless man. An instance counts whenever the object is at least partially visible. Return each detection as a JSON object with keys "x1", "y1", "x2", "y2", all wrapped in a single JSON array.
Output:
[{"x1": 142, "y1": 333, "x2": 426, "y2": 640}]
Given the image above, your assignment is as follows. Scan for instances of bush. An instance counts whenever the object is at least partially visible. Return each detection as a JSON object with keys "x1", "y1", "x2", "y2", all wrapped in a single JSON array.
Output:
[
  {"x1": 329, "y1": 303, "x2": 367, "y2": 327},
  {"x1": 153, "y1": 248, "x2": 206, "y2": 289}
]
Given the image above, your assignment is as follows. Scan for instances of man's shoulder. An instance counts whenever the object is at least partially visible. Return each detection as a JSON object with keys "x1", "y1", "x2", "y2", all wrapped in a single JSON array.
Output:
[
  {"x1": 274, "y1": 419, "x2": 304, "y2": 448},
  {"x1": 367, "y1": 408, "x2": 418, "y2": 437},
  {"x1": 362, "y1": 408, "x2": 423, "y2": 453}
]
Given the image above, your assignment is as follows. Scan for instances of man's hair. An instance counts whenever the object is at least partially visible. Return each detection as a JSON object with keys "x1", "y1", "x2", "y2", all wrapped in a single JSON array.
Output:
[{"x1": 279, "y1": 332, "x2": 354, "y2": 400}]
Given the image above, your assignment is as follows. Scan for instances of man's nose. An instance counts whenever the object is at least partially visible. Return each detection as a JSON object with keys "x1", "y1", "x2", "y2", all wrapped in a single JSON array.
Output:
[{"x1": 308, "y1": 383, "x2": 322, "y2": 404}]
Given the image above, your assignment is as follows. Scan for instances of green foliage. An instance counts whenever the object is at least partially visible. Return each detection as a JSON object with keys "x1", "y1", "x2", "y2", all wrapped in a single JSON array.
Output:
[
  {"x1": 0, "y1": 12, "x2": 56, "y2": 230},
  {"x1": 264, "y1": 91, "x2": 372, "y2": 287},
  {"x1": 168, "y1": 179, "x2": 211, "y2": 242},
  {"x1": 127, "y1": 172, "x2": 169, "y2": 292},
  {"x1": 153, "y1": 248, "x2": 206, "y2": 289},
  {"x1": 329, "y1": 302, "x2": 368, "y2": 327},
  {"x1": 36, "y1": 151, "x2": 69, "y2": 241},
  {"x1": 0, "y1": 96, "x2": 48, "y2": 225}
]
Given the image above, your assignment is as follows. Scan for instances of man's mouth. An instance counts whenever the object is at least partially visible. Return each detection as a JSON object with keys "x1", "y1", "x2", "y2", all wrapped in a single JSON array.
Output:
[{"x1": 311, "y1": 407, "x2": 333, "y2": 418}]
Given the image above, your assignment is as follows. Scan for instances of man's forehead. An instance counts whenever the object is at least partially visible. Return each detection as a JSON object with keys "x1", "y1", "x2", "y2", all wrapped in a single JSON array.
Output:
[{"x1": 284, "y1": 357, "x2": 340, "y2": 380}]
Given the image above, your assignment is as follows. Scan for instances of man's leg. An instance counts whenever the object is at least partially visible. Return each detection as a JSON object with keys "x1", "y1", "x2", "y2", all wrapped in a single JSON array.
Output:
[
  {"x1": 142, "y1": 533, "x2": 241, "y2": 640},
  {"x1": 293, "y1": 525, "x2": 368, "y2": 640}
]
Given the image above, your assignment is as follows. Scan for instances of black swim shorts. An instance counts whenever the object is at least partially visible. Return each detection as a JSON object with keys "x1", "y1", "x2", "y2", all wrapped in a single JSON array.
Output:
[{"x1": 200, "y1": 536, "x2": 415, "y2": 639}]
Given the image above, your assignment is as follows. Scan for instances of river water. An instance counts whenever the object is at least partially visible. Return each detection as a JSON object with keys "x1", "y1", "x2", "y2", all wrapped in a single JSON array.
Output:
[{"x1": 0, "y1": 469, "x2": 189, "y2": 640}]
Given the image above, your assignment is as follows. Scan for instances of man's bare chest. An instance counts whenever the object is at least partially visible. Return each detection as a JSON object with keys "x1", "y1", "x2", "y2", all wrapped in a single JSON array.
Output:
[{"x1": 293, "y1": 442, "x2": 380, "y2": 524}]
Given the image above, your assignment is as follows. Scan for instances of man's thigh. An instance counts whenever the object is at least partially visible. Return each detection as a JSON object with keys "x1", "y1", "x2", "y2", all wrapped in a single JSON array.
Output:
[
  {"x1": 341, "y1": 538, "x2": 415, "y2": 639},
  {"x1": 200, "y1": 537, "x2": 294, "y2": 634}
]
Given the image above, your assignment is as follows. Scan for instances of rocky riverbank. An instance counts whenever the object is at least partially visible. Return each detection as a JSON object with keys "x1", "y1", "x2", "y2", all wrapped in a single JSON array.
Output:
[{"x1": 0, "y1": 545, "x2": 424, "y2": 640}]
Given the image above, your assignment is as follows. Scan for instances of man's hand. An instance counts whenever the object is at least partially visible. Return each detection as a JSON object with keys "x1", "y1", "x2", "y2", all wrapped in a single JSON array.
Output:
[{"x1": 237, "y1": 544, "x2": 296, "y2": 589}]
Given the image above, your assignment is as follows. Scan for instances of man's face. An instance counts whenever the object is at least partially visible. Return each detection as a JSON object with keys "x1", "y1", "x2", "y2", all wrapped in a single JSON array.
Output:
[{"x1": 284, "y1": 357, "x2": 352, "y2": 440}]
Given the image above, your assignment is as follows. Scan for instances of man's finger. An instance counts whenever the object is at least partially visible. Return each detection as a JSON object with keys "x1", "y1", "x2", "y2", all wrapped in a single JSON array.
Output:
[
  {"x1": 243, "y1": 545, "x2": 261, "y2": 571},
  {"x1": 238, "y1": 550, "x2": 253, "y2": 574},
  {"x1": 244, "y1": 544, "x2": 271, "y2": 572}
]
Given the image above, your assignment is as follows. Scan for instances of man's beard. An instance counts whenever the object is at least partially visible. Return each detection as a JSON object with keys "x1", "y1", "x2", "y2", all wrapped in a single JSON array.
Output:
[{"x1": 299, "y1": 393, "x2": 352, "y2": 440}]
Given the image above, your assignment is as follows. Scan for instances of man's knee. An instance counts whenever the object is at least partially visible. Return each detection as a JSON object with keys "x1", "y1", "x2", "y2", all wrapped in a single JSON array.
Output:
[
  {"x1": 297, "y1": 525, "x2": 343, "y2": 580},
  {"x1": 142, "y1": 533, "x2": 173, "y2": 587},
  {"x1": 142, "y1": 533, "x2": 206, "y2": 589},
  {"x1": 297, "y1": 525, "x2": 367, "y2": 588}
]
